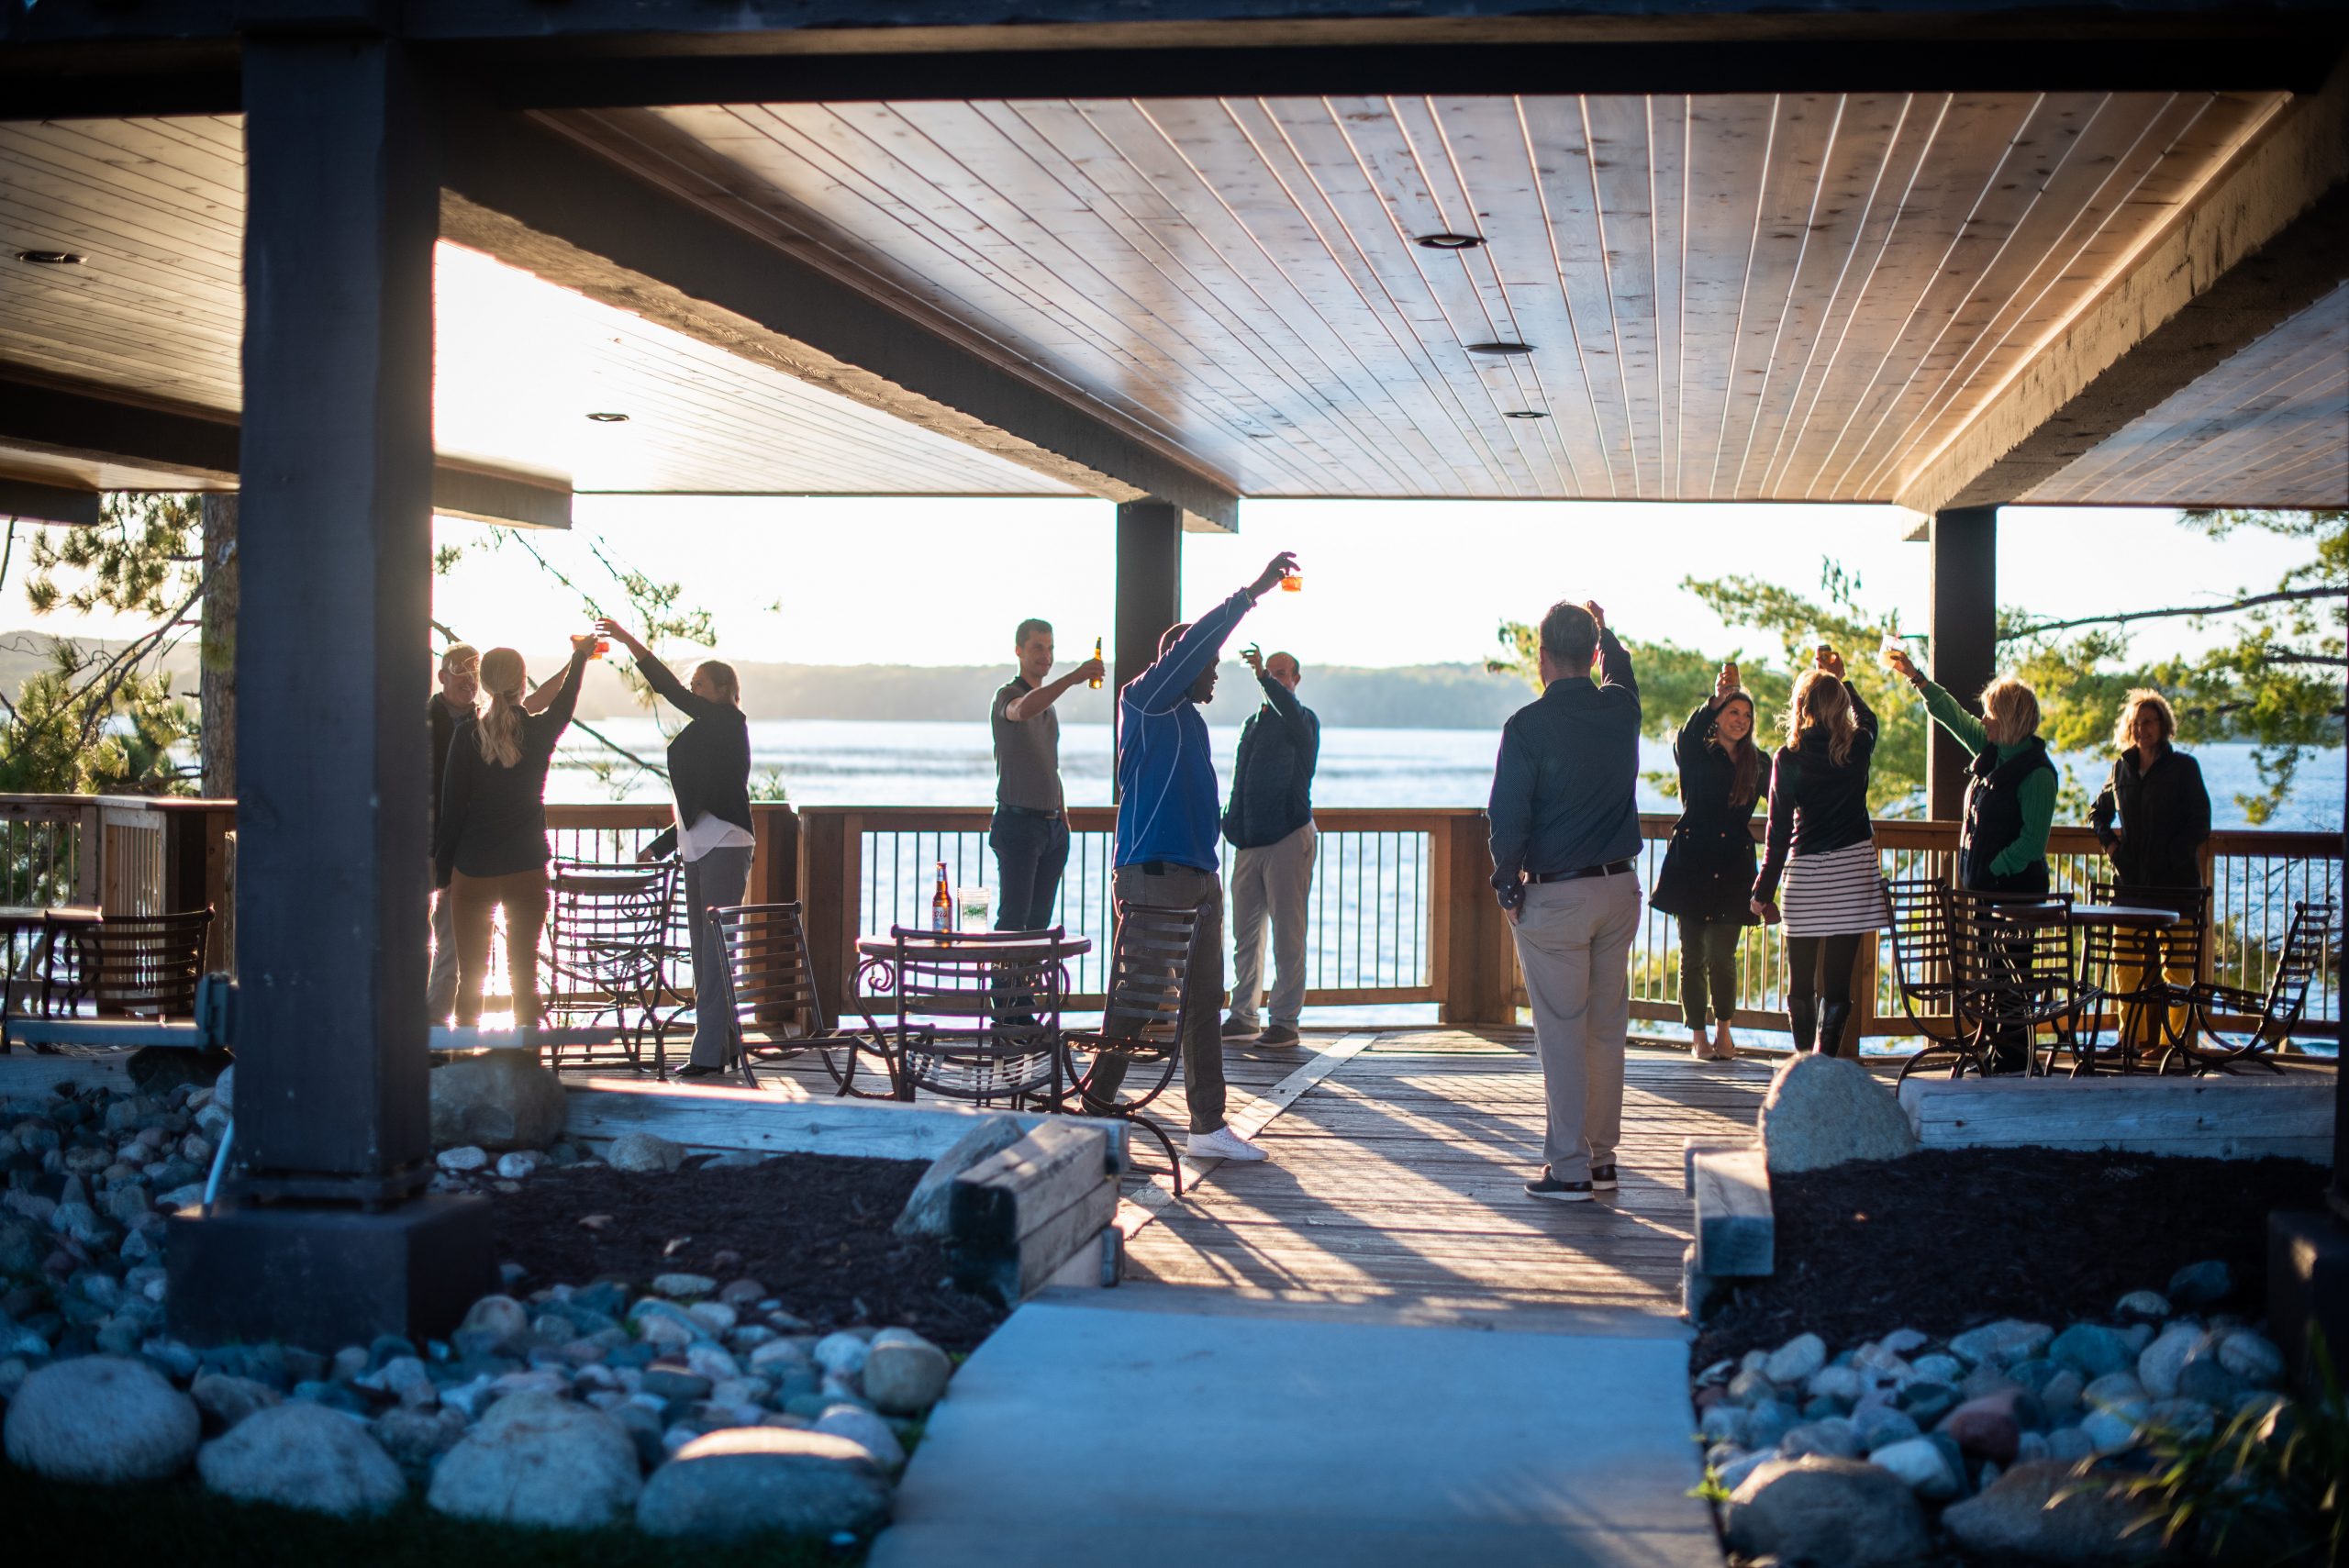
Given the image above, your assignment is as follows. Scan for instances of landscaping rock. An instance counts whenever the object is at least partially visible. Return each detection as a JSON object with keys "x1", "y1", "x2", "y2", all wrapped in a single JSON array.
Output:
[
  {"x1": 1743, "y1": 1398, "x2": 1800, "y2": 1451},
  {"x1": 1943, "y1": 1459, "x2": 2165, "y2": 1563},
  {"x1": 607, "y1": 1132, "x2": 685, "y2": 1174},
  {"x1": 2165, "y1": 1259, "x2": 2232, "y2": 1311},
  {"x1": 372, "y1": 1407, "x2": 467, "y2": 1473},
  {"x1": 1809, "y1": 1365, "x2": 1865, "y2": 1406},
  {"x1": 1938, "y1": 1399, "x2": 2021, "y2": 1464},
  {"x1": 2049, "y1": 1324, "x2": 2134, "y2": 1381},
  {"x1": 1868, "y1": 1435, "x2": 1962, "y2": 1500},
  {"x1": 813, "y1": 1403, "x2": 905, "y2": 1470},
  {"x1": 1725, "y1": 1455, "x2": 1933, "y2": 1567},
  {"x1": 2217, "y1": 1329, "x2": 2285, "y2": 1388},
  {"x1": 456, "y1": 1294, "x2": 531, "y2": 1356},
  {"x1": 813, "y1": 1331, "x2": 872, "y2": 1378},
  {"x1": 4, "y1": 1354, "x2": 200, "y2": 1484},
  {"x1": 1755, "y1": 1054, "x2": 1919, "y2": 1173},
  {"x1": 495, "y1": 1151, "x2": 544, "y2": 1180},
  {"x1": 190, "y1": 1372, "x2": 284, "y2": 1432},
  {"x1": 1909, "y1": 1353, "x2": 1964, "y2": 1386},
  {"x1": 1717, "y1": 1447, "x2": 1777, "y2": 1493},
  {"x1": 197, "y1": 1402, "x2": 406, "y2": 1518},
  {"x1": 428, "y1": 1393, "x2": 642, "y2": 1529},
  {"x1": 1853, "y1": 1407, "x2": 1921, "y2": 1452},
  {"x1": 653, "y1": 1273, "x2": 718, "y2": 1299},
  {"x1": 1896, "y1": 1382, "x2": 1960, "y2": 1426},
  {"x1": 429, "y1": 1051, "x2": 566, "y2": 1153},
  {"x1": 2113, "y1": 1290, "x2": 2169, "y2": 1323},
  {"x1": 1781, "y1": 1418, "x2": 1865, "y2": 1461},
  {"x1": 862, "y1": 1328, "x2": 952, "y2": 1415},
  {"x1": 635, "y1": 1427, "x2": 892, "y2": 1540},
  {"x1": 1949, "y1": 1319, "x2": 2053, "y2": 1369},
  {"x1": 435, "y1": 1145, "x2": 489, "y2": 1173},
  {"x1": 1765, "y1": 1332, "x2": 1828, "y2": 1386},
  {"x1": 2137, "y1": 1323, "x2": 2205, "y2": 1399},
  {"x1": 893, "y1": 1114, "x2": 1024, "y2": 1238}
]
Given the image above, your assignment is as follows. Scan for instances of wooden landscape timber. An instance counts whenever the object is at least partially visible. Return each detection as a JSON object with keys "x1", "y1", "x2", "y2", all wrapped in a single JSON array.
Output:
[
  {"x1": 948, "y1": 1120, "x2": 1120, "y2": 1306},
  {"x1": 1898, "y1": 1073, "x2": 2336, "y2": 1162}
]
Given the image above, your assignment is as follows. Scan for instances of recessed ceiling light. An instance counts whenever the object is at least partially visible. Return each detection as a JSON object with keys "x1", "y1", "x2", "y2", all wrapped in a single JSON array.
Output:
[
  {"x1": 1415, "y1": 232, "x2": 1486, "y2": 250},
  {"x1": 1503, "y1": 410, "x2": 1549, "y2": 420},
  {"x1": 584, "y1": 411, "x2": 629, "y2": 423},
  {"x1": 1465, "y1": 341, "x2": 1533, "y2": 356},
  {"x1": 16, "y1": 250, "x2": 84, "y2": 266}
]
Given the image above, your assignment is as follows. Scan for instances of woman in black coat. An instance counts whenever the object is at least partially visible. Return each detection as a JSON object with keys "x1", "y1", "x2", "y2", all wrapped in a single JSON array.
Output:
[
  {"x1": 2091, "y1": 688, "x2": 2211, "y2": 1019},
  {"x1": 596, "y1": 617, "x2": 754, "y2": 1081},
  {"x1": 1651, "y1": 663, "x2": 1762, "y2": 1062}
]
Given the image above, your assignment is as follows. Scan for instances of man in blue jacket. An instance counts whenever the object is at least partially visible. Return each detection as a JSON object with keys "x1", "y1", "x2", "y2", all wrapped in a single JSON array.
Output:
[
  {"x1": 1085, "y1": 550, "x2": 1296, "y2": 1164},
  {"x1": 1221, "y1": 645, "x2": 1319, "y2": 1049}
]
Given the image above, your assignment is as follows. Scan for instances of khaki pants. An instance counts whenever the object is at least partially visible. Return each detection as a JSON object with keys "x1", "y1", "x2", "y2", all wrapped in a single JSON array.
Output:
[
  {"x1": 685, "y1": 846, "x2": 754, "y2": 1069},
  {"x1": 451, "y1": 866, "x2": 550, "y2": 1029},
  {"x1": 1508, "y1": 873, "x2": 1641, "y2": 1180},
  {"x1": 1086, "y1": 862, "x2": 1229, "y2": 1134},
  {"x1": 1229, "y1": 822, "x2": 1317, "y2": 1029}
]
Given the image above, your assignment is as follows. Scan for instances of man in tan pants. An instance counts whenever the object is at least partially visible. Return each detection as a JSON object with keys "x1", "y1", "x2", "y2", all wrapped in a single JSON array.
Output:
[{"x1": 1487, "y1": 600, "x2": 1643, "y2": 1202}]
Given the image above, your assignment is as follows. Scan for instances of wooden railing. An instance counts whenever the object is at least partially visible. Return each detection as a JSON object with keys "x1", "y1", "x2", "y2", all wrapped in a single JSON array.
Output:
[{"x1": 0, "y1": 795, "x2": 235, "y2": 968}]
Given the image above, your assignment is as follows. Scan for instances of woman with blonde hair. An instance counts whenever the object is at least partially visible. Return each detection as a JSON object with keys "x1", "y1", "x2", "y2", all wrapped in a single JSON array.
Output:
[
  {"x1": 1751, "y1": 647, "x2": 1883, "y2": 1057},
  {"x1": 1652, "y1": 662, "x2": 1763, "y2": 1062},
  {"x1": 2091, "y1": 689, "x2": 2210, "y2": 888},
  {"x1": 435, "y1": 632, "x2": 598, "y2": 1029},
  {"x1": 1885, "y1": 649, "x2": 2055, "y2": 896}
]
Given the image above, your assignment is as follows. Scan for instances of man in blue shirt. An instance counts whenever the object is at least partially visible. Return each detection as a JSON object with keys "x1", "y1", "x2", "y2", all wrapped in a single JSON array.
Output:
[
  {"x1": 1488, "y1": 599, "x2": 1642, "y2": 1203},
  {"x1": 1086, "y1": 550, "x2": 1296, "y2": 1164}
]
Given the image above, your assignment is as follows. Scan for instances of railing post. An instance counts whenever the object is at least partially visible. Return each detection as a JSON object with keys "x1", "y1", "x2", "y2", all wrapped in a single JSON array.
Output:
[
  {"x1": 73, "y1": 800, "x2": 103, "y2": 908},
  {"x1": 750, "y1": 804, "x2": 800, "y2": 906},
  {"x1": 797, "y1": 809, "x2": 856, "y2": 1029},
  {"x1": 1436, "y1": 809, "x2": 1513, "y2": 1026}
]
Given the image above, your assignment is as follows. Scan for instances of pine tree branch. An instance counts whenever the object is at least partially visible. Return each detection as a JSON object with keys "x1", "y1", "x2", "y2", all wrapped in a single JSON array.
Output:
[{"x1": 2006, "y1": 584, "x2": 2348, "y2": 639}]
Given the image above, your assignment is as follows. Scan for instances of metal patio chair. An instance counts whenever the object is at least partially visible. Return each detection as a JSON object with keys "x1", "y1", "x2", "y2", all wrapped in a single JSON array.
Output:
[
  {"x1": 1946, "y1": 888, "x2": 2078, "y2": 1078},
  {"x1": 2176, "y1": 898, "x2": 2335, "y2": 1074},
  {"x1": 1059, "y1": 901, "x2": 1201, "y2": 1194},
  {"x1": 1886, "y1": 877, "x2": 1972, "y2": 1084},
  {"x1": 540, "y1": 857, "x2": 679, "y2": 1071},
  {"x1": 2065, "y1": 881, "x2": 2212, "y2": 1074},
  {"x1": 711, "y1": 902, "x2": 881, "y2": 1095},
  {"x1": 885, "y1": 925, "x2": 1074, "y2": 1110},
  {"x1": 36, "y1": 907, "x2": 213, "y2": 1026}
]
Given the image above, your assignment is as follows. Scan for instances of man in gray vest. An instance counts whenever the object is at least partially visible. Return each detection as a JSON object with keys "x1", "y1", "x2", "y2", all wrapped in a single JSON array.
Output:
[
  {"x1": 1221, "y1": 645, "x2": 1319, "y2": 1049},
  {"x1": 990, "y1": 618, "x2": 1102, "y2": 930}
]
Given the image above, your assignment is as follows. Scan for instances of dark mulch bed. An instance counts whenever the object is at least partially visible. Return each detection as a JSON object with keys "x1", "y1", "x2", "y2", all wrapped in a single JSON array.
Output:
[
  {"x1": 486, "y1": 1153, "x2": 1007, "y2": 1353},
  {"x1": 1692, "y1": 1148, "x2": 2329, "y2": 1368}
]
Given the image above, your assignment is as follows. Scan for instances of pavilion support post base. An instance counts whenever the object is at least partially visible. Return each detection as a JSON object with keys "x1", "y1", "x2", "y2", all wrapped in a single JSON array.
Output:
[
  {"x1": 2268, "y1": 1208, "x2": 2349, "y2": 1394},
  {"x1": 164, "y1": 1195, "x2": 496, "y2": 1349}
]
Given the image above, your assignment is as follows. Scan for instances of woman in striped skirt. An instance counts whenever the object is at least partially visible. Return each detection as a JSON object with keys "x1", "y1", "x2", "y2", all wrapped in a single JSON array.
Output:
[{"x1": 1750, "y1": 647, "x2": 1884, "y2": 1057}]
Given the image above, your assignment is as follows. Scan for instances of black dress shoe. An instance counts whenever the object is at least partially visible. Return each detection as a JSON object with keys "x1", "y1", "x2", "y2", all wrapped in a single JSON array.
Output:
[
  {"x1": 1524, "y1": 1170, "x2": 1594, "y2": 1203},
  {"x1": 673, "y1": 1063, "x2": 727, "y2": 1081},
  {"x1": 1590, "y1": 1164, "x2": 1618, "y2": 1191}
]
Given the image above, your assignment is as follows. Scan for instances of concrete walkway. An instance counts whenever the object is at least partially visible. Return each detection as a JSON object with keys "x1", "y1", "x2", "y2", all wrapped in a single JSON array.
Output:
[{"x1": 867, "y1": 1287, "x2": 1720, "y2": 1568}]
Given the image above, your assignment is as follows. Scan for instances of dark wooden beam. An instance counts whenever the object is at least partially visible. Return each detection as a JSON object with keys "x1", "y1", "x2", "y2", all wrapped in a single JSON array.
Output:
[
  {"x1": 0, "y1": 475, "x2": 100, "y2": 527},
  {"x1": 0, "y1": 366, "x2": 570, "y2": 528},
  {"x1": 1926, "y1": 506, "x2": 1998, "y2": 822},
  {"x1": 230, "y1": 31, "x2": 438, "y2": 1195},
  {"x1": 1113, "y1": 498, "x2": 1183, "y2": 774},
  {"x1": 439, "y1": 106, "x2": 1240, "y2": 530}
]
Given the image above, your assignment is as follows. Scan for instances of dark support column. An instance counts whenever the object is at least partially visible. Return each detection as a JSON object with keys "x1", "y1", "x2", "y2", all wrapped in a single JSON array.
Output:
[
  {"x1": 1113, "y1": 497, "x2": 1183, "y2": 717},
  {"x1": 1927, "y1": 506, "x2": 1998, "y2": 819},
  {"x1": 169, "y1": 35, "x2": 492, "y2": 1347}
]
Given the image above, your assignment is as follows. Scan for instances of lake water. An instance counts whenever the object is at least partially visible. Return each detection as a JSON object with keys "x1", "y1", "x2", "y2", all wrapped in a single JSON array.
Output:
[{"x1": 556, "y1": 717, "x2": 2347, "y2": 831}]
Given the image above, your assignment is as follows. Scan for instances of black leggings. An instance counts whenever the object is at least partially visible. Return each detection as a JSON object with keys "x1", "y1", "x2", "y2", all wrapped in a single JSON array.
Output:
[{"x1": 1787, "y1": 932, "x2": 1863, "y2": 1006}]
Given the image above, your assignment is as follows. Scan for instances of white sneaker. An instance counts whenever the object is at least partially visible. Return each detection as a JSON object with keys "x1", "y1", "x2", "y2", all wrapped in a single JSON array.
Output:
[{"x1": 1186, "y1": 1125, "x2": 1269, "y2": 1162}]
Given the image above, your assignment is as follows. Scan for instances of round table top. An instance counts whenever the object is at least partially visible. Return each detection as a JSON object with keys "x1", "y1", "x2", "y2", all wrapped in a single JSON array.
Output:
[
  {"x1": 2068, "y1": 904, "x2": 2182, "y2": 928},
  {"x1": 857, "y1": 930, "x2": 1093, "y2": 959},
  {"x1": 0, "y1": 906, "x2": 101, "y2": 926}
]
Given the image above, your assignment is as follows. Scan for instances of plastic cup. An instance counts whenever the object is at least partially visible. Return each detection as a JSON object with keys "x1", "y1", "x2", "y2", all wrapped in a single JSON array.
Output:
[
  {"x1": 956, "y1": 886, "x2": 992, "y2": 930},
  {"x1": 1280, "y1": 573, "x2": 1302, "y2": 593}
]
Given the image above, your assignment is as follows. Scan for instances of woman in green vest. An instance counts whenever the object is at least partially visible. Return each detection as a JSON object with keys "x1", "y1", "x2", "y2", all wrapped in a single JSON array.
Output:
[{"x1": 1885, "y1": 647, "x2": 2055, "y2": 895}]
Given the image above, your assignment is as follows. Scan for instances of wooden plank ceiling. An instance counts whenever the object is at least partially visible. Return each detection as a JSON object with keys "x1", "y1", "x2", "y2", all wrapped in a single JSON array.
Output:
[
  {"x1": 0, "y1": 116, "x2": 1077, "y2": 498},
  {"x1": 2023, "y1": 280, "x2": 2349, "y2": 508},
  {"x1": 570, "y1": 89, "x2": 2311, "y2": 505}
]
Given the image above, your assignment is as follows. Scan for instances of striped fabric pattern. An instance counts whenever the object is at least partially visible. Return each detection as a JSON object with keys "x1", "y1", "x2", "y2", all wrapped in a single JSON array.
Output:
[{"x1": 1780, "y1": 839, "x2": 1888, "y2": 937}]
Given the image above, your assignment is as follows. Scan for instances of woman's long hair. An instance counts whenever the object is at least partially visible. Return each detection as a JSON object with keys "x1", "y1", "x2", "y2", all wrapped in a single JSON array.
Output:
[
  {"x1": 475, "y1": 647, "x2": 528, "y2": 769},
  {"x1": 1710, "y1": 693, "x2": 1763, "y2": 806},
  {"x1": 1785, "y1": 670, "x2": 1858, "y2": 768}
]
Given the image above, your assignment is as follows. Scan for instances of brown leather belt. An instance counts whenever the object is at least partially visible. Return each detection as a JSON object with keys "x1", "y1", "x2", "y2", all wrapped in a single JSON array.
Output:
[{"x1": 1526, "y1": 859, "x2": 1636, "y2": 884}]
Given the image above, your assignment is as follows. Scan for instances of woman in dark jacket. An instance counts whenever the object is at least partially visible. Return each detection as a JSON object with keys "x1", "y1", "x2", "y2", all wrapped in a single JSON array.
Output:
[
  {"x1": 1750, "y1": 648, "x2": 1883, "y2": 1058},
  {"x1": 596, "y1": 618, "x2": 754, "y2": 1080},
  {"x1": 1651, "y1": 663, "x2": 1761, "y2": 1062},
  {"x1": 436, "y1": 633, "x2": 597, "y2": 1029},
  {"x1": 2092, "y1": 689, "x2": 2210, "y2": 888}
]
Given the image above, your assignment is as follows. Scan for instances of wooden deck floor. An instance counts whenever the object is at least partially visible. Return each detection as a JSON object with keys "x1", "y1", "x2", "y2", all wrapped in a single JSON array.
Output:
[{"x1": 1120, "y1": 1029, "x2": 1775, "y2": 1318}]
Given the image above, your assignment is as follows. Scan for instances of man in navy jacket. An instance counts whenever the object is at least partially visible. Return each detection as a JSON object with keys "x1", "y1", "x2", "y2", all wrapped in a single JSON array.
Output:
[
  {"x1": 1221, "y1": 646, "x2": 1319, "y2": 1049},
  {"x1": 1085, "y1": 550, "x2": 1295, "y2": 1164}
]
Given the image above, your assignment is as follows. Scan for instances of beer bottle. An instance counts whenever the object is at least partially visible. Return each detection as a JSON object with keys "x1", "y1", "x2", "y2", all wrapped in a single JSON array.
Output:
[
  {"x1": 1089, "y1": 637, "x2": 1104, "y2": 690},
  {"x1": 930, "y1": 861, "x2": 952, "y2": 932}
]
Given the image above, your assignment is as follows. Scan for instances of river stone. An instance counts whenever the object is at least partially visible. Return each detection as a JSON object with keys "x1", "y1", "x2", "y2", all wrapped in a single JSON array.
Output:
[
  {"x1": 1949, "y1": 1319, "x2": 2054, "y2": 1368},
  {"x1": 607, "y1": 1131, "x2": 685, "y2": 1174},
  {"x1": 894, "y1": 1114, "x2": 1024, "y2": 1238},
  {"x1": 1896, "y1": 1382, "x2": 1960, "y2": 1427},
  {"x1": 1809, "y1": 1365, "x2": 1865, "y2": 1405},
  {"x1": 635, "y1": 1426, "x2": 891, "y2": 1540},
  {"x1": 1781, "y1": 1418, "x2": 1864, "y2": 1461},
  {"x1": 197, "y1": 1401, "x2": 406, "y2": 1518},
  {"x1": 373, "y1": 1407, "x2": 468, "y2": 1473},
  {"x1": 1725, "y1": 1456, "x2": 1932, "y2": 1567},
  {"x1": 1765, "y1": 1332, "x2": 1828, "y2": 1386},
  {"x1": 436, "y1": 1145, "x2": 489, "y2": 1173},
  {"x1": 1868, "y1": 1435, "x2": 1962, "y2": 1500},
  {"x1": 2114, "y1": 1290, "x2": 2169, "y2": 1324},
  {"x1": 2165, "y1": 1259, "x2": 2232, "y2": 1310},
  {"x1": 813, "y1": 1331, "x2": 872, "y2": 1378},
  {"x1": 429, "y1": 1051, "x2": 566, "y2": 1153},
  {"x1": 862, "y1": 1328, "x2": 952, "y2": 1415},
  {"x1": 457, "y1": 1294, "x2": 532, "y2": 1355},
  {"x1": 190, "y1": 1372, "x2": 284, "y2": 1433},
  {"x1": 4, "y1": 1354, "x2": 200, "y2": 1483},
  {"x1": 1943, "y1": 1460, "x2": 2165, "y2": 1563},
  {"x1": 2049, "y1": 1323, "x2": 2134, "y2": 1380},
  {"x1": 428, "y1": 1393, "x2": 641, "y2": 1529},
  {"x1": 1854, "y1": 1407, "x2": 1921, "y2": 1452},
  {"x1": 2137, "y1": 1323, "x2": 2205, "y2": 1399},
  {"x1": 813, "y1": 1403, "x2": 906, "y2": 1470},
  {"x1": 1755, "y1": 1054, "x2": 1919, "y2": 1173},
  {"x1": 2217, "y1": 1329, "x2": 2285, "y2": 1388}
]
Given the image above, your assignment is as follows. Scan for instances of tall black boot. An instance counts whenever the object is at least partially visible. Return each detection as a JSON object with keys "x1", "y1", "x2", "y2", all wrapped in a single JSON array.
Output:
[
  {"x1": 1788, "y1": 996, "x2": 1818, "y2": 1053},
  {"x1": 1819, "y1": 1001, "x2": 1855, "y2": 1059}
]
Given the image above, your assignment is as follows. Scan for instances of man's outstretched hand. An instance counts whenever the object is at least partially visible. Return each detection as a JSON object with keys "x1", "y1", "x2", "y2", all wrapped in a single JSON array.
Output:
[
  {"x1": 1250, "y1": 552, "x2": 1299, "y2": 599},
  {"x1": 1584, "y1": 601, "x2": 1607, "y2": 632}
]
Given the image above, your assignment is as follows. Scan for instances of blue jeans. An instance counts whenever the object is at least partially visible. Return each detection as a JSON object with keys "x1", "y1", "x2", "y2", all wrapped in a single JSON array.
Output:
[{"x1": 989, "y1": 808, "x2": 1069, "y2": 930}]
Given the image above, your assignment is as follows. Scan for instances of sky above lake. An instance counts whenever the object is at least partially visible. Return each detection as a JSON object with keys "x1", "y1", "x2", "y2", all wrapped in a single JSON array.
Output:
[{"x1": 15, "y1": 496, "x2": 2312, "y2": 672}]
